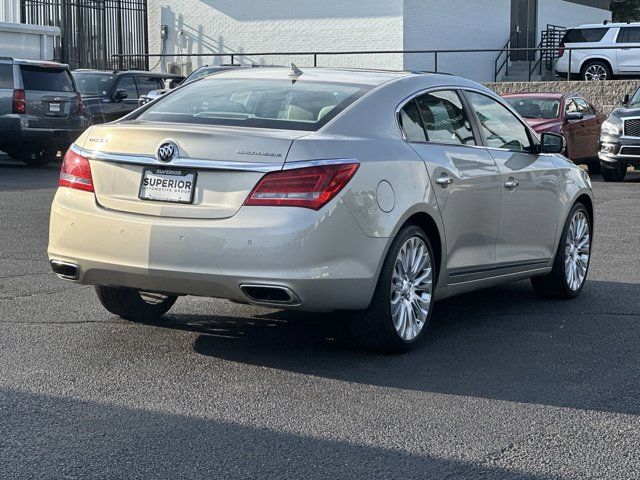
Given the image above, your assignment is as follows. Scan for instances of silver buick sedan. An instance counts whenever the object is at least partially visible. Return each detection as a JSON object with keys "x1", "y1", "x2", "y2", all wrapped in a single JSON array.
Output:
[{"x1": 48, "y1": 67, "x2": 593, "y2": 352}]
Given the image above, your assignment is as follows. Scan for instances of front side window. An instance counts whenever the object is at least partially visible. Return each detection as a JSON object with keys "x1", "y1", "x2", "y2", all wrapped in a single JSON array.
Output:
[
  {"x1": 414, "y1": 90, "x2": 476, "y2": 145},
  {"x1": 565, "y1": 99, "x2": 578, "y2": 114},
  {"x1": 116, "y1": 76, "x2": 138, "y2": 100},
  {"x1": 465, "y1": 91, "x2": 532, "y2": 152},
  {"x1": 138, "y1": 78, "x2": 371, "y2": 131},
  {"x1": 574, "y1": 98, "x2": 595, "y2": 115},
  {"x1": 505, "y1": 96, "x2": 560, "y2": 120},
  {"x1": 73, "y1": 73, "x2": 115, "y2": 95},
  {"x1": 20, "y1": 66, "x2": 74, "y2": 92},
  {"x1": 629, "y1": 87, "x2": 640, "y2": 107}
]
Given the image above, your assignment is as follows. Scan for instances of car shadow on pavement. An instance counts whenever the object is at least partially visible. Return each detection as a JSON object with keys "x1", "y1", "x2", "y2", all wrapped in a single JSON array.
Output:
[
  {"x1": 1, "y1": 387, "x2": 561, "y2": 480},
  {"x1": 153, "y1": 280, "x2": 640, "y2": 416}
]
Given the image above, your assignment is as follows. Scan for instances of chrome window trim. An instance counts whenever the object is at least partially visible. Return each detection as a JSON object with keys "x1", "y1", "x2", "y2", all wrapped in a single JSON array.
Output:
[{"x1": 394, "y1": 85, "x2": 482, "y2": 147}]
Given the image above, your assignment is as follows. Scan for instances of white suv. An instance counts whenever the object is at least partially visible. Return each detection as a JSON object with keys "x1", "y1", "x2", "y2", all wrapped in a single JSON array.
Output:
[{"x1": 555, "y1": 22, "x2": 640, "y2": 81}]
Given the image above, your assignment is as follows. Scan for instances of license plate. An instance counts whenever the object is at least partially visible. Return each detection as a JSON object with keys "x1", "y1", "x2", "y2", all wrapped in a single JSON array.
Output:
[
  {"x1": 48, "y1": 102, "x2": 61, "y2": 113},
  {"x1": 139, "y1": 167, "x2": 197, "y2": 204}
]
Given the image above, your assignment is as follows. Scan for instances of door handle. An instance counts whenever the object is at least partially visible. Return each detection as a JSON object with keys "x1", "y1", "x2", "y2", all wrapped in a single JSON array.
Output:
[
  {"x1": 504, "y1": 178, "x2": 519, "y2": 190},
  {"x1": 435, "y1": 175, "x2": 454, "y2": 188}
]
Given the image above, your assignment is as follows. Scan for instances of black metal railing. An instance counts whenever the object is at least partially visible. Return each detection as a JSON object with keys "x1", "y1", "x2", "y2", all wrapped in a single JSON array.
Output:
[
  {"x1": 527, "y1": 24, "x2": 567, "y2": 79},
  {"x1": 21, "y1": 0, "x2": 148, "y2": 70},
  {"x1": 113, "y1": 45, "x2": 638, "y2": 82},
  {"x1": 494, "y1": 29, "x2": 519, "y2": 81}
]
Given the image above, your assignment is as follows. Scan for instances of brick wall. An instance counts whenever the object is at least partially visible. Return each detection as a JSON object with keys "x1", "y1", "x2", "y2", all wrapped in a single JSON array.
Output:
[{"x1": 486, "y1": 80, "x2": 640, "y2": 116}]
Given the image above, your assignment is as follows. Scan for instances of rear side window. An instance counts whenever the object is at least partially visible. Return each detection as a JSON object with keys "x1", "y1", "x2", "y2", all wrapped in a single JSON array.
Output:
[
  {"x1": 138, "y1": 79, "x2": 371, "y2": 131},
  {"x1": 0, "y1": 64, "x2": 12, "y2": 89},
  {"x1": 399, "y1": 100, "x2": 427, "y2": 142},
  {"x1": 136, "y1": 76, "x2": 162, "y2": 96},
  {"x1": 562, "y1": 28, "x2": 608, "y2": 44},
  {"x1": 415, "y1": 90, "x2": 476, "y2": 145},
  {"x1": 617, "y1": 27, "x2": 640, "y2": 43},
  {"x1": 20, "y1": 66, "x2": 74, "y2": 92}
]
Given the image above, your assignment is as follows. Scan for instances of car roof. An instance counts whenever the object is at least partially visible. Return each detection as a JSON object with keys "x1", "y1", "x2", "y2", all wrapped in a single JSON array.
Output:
[
  {"x1": 502, "y1": 92, "x2": 578, "y2": 100},
  {"x1": 572, "y1": 22, "x2": 639, "y2": 29},
  {"x1": 73, "y1": 69, "x2": 182, "y2": 78},
  {"x1": 198, "y1": 66, "x2": 456, "y2": 87},
  {"x1": 0, "y1": 57, "x2": 68, "y2": 68}
]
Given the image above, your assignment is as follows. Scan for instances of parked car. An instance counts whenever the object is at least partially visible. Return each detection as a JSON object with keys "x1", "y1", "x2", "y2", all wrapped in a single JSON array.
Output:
[
  {"x1": 0, "y1": 58, "x2": 87, "y2": 166},
  {"x1": 598, "y1": 85, "x2": 640, "y2": 181},
  {"x1": 556, "y1": 22, "x2": 640, "y2": 81},
  {"x1": 72, "y1": 70, "x2": 183, "y2": 124},
  {"x1": 503, "y1": 92, "x2": 605, "y2": 173},
  {"x1": 48, "y1": 68, "x2": 593, "y2": 353}
]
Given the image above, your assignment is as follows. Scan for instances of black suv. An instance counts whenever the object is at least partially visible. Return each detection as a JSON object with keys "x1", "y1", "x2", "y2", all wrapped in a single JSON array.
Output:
[
  {"x1": 598, "y1": 86, "x2": 640, "y2": 181},
  {"x1": 0, "y1": 58, "x2": 88, "y2": 166},
  {"x1": 72, "y1": 70, "x2": 183, "y2": 124}
]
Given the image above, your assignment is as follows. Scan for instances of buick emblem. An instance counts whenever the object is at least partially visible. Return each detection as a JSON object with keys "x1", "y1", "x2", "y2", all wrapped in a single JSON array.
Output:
[{"x1": 157, "y1": 142, "x2": 178, "y2": 162}]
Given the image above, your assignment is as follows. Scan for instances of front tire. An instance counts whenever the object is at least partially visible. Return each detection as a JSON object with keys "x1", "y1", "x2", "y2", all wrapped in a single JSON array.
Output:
[
  {"x1": 96, "y1": 286, "x2": 177, "y2": 321},
  {"x1": 348, "y1": 225, "x2": 436, "y2": 353},
  {"x1": 601, "y1": 163, "x2": 627, "y2": 182},
  {"x1": 586, "y1": 162, "x2": 601, "y2": 175},
  {"x1": 531, "y1": 203, "x2": 591, "y2": 299}
]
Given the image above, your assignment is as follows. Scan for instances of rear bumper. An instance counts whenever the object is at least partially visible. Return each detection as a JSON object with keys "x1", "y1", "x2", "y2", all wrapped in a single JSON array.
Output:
[
  {"x1": 0, "y1": 116, "x2": 86, "y2": 148},
  {"x1": 47, "y1": 188, "x2": 387, "y2": 311}
]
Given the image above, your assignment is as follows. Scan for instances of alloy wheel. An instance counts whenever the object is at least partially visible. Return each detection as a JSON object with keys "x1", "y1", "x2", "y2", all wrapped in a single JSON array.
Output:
[
  {"x1": 584, "y1": 64, "x2": 607, "y2": 81},
  {"x1": 564, "y1": 211, "x2": 590, "y2": 291},
  {"x1": 139, "y1": 291, "x2": 170, "y2": 305},
  {"x1": 390, "y1": 236, "x2": 433, "y2": 341}
]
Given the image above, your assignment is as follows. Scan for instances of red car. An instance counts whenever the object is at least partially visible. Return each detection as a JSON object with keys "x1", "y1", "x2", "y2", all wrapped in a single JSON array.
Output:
[{"x1": 502, "y1": 93, "x2": 605, "y2": 174}]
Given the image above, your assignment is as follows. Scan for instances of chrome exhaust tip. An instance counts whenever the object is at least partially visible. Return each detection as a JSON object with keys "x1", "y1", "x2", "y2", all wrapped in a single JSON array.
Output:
[
  {"x1": 50, "y1": 260, "x2": 79, "y2": 280},
  {"x1": 240, "y1": 284, "x2": 301, "y2": 307}
]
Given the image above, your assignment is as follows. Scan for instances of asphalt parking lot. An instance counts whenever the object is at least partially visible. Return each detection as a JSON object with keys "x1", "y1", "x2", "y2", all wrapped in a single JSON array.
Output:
[{"x1": 1, "y1": 153, "x2": 639, "y2": 479}]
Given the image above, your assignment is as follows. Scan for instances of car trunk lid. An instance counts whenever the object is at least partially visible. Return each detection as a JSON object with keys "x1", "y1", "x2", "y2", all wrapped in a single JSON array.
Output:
[{"x1": 84, "y1": 122, "x2": 304, "y2": 219}]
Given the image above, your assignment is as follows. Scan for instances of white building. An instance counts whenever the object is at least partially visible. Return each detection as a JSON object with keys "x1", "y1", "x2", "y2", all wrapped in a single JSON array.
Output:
[
  {"x1": 1, "y1": 0, "x2": 20, "y2": 23},
  {"x1": 148, "y1": 0, "x2": 612, "y2": 82}
]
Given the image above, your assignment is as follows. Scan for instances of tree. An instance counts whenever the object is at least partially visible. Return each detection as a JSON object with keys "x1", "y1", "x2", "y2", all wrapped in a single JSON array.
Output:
[{"x1": 612, "y1": 0, "x2": 640, "y2": 22}]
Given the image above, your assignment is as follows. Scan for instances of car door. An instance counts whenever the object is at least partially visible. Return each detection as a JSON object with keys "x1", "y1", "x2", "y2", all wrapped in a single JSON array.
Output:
[
  {"x1": 562, "y1": 98, "x2": 584, "y2": 159},
  {"x1": 573, "y1": 97, "x2": 601, "y2": 158},
  {"x1": 399, "y1": 89, "x2": 502, "y2": 278},
  {"x1": 463, "y1": 90, "x2": 561, "y2": 266},
  {"x1": 616, "y1": 27, "x2": 640, "y2": 73}
]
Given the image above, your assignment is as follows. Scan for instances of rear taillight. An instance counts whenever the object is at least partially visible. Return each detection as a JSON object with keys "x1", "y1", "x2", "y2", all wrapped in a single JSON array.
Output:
[
  {"x1": 244, "y1": 162, "x2": 359, "y2": 210},
  {"x1": 12, "y1": 89, "x2": 25, "y2": 114},
  {"x1": 59, "y1": 148, "x2": 94, "y2": 192},
  {"x1": 558, "y1": 43, "x2": 565, "y2": 58},
  {"x1": 77, "y1": 93, "x2": 84, "y2": 116}
]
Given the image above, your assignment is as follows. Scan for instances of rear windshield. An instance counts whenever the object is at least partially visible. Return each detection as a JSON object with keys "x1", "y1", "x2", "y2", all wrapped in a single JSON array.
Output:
[
  {"x1": 562, "y1": 28, "x2": 608, "y2": 44},
  {"x1": 0, "y1": 64, "x2": 12, "y2": 89},
  {"x1": 73, "y1": 72, "x2": 116, "y2": 95},
  {"x1": 505, "y1": 97, "x2": 560, "y2": 119},
  {"x1": 137, "y1": 78, "x2": 371, "y2": 131},
  {"x1": 20, "y1": 66, "x2": 75, "y2": 92}
]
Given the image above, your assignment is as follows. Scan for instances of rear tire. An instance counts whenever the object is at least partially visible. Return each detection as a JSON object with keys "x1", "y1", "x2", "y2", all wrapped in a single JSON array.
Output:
[
  {"x1": 531, "y1": 202, "x2": 591, "y2": 299},
  {"x1": 95, "y1": 286, "x2": 177, "y2": 321},
  {"x1": 601, "y1": 163, "x2": 627, "y2": 182},
  {"x1": 581, "y1": 60, "x2": 612, "y2": 81},
  {"x1": 347, "y1": 225, "x2": 436, "y2": 353}
]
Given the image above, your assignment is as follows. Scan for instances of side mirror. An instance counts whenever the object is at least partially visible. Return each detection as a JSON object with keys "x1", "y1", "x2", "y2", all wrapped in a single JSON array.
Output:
[
  {"x1": 623, "y1": 94, "x2": 630, "y2": 105},
  {"x1": 566, "y1": 111, "x2": 584, "y2": 121},
  {"x1": 113, "y1": 88, "x2": 128, "y2": 102},
  {"x1": 540, "y1": 132, "x2": 565, "y2": 154}
]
